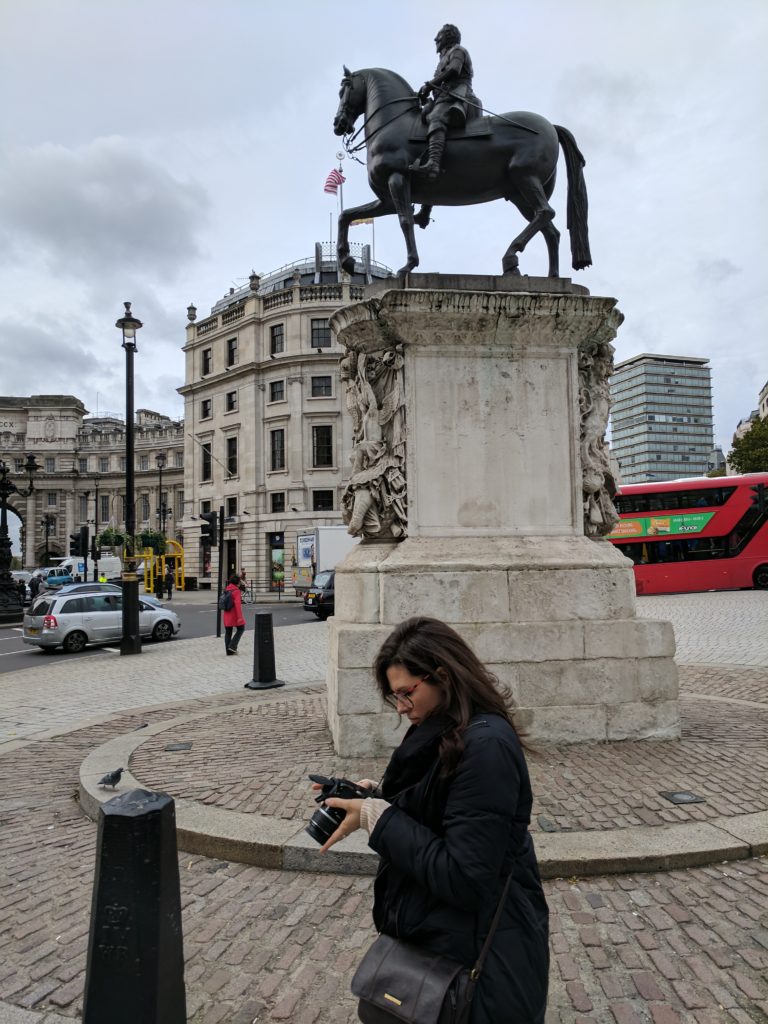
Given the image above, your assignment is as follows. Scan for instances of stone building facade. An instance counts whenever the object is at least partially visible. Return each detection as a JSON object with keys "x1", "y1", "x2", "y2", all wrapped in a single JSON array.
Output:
[
  {"x1": 0, "y1": 396, "x2": 183, "y2": 567},
  {"x1": 179, "y1": 243, "x2": 394, "y2": 587}
]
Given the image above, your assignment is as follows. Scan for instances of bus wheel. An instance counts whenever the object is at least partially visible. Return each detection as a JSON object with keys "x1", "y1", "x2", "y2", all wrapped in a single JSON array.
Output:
[{"x1": 754, "y1": 564, "x2": 768, "y2": 589}]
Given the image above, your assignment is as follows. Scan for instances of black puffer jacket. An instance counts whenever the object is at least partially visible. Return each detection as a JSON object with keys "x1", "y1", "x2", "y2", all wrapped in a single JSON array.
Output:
[{"x1": 368, "y1": 712, "x2": 549, "y2": 1024}]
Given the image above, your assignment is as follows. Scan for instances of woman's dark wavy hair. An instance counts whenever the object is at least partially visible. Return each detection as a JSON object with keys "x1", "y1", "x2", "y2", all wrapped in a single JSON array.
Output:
[{"x1": 373, "y1": 616, "x2": 519, "y2": 774}]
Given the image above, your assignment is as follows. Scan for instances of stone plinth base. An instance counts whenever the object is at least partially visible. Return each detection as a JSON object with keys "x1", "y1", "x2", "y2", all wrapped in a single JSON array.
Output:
[{"x1": 327, "y1": 537, "x2": 679, "y2": 755}]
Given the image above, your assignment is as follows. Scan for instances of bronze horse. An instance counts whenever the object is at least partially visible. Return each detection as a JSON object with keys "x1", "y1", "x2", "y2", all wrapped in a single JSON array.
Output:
[{"x1": 333, "y1": 67, "x2": 591, "y2": 278}]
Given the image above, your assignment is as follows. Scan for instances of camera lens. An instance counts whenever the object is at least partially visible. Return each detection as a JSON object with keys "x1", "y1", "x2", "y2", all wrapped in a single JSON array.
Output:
[{"x1": 306, "y1": 804, "x2": 345, "y2": 845}]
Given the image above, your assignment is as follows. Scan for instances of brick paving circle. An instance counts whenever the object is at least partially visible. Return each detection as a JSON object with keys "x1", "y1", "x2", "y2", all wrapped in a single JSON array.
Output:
[{"x1": 128, "y1": 666, "x2": 768, "y2": 835}]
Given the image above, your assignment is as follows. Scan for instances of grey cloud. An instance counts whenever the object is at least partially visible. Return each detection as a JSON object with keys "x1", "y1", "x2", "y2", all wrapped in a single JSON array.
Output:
[
  {"x1": 0, "y1": 318, "x2": 114, "y2": 396},
  {"x1": 695, "y1": 258, "x2": 741, "y2": 282},
  {"x1": 0, "y1": 137, "x2": 210, "y2": 284}
]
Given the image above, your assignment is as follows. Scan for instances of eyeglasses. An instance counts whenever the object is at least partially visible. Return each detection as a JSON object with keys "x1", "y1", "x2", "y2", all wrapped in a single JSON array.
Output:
[{"x1": 384, "y1": 678, "x2": 424, "y2": 710}]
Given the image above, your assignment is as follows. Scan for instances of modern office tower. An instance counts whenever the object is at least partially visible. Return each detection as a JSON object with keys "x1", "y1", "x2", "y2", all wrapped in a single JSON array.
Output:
[{"x1": 609, "y1": 353, "x2": 714, "y2": 484}]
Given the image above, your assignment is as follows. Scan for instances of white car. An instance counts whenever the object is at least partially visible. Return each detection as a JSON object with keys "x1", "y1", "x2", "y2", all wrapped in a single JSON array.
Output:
[{"x1": 23, "y1": 591, "x2": 181, "y2": 653}]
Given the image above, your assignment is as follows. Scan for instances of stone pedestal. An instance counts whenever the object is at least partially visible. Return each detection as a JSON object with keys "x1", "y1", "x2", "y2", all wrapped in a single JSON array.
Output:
[{"x1": 327, "y1": 276, "x2": 679, "y2": 755}]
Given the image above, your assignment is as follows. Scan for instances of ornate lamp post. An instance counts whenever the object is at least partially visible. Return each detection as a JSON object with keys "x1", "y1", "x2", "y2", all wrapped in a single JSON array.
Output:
[
  {"x1": 155, "y1": 453, "x2": 167, "y2": 536},
  {"x1": 0, "y1": 454, "x2": 39, "y2": 624},
  {"x1": 41, "y1": 512, "x2": 56, "y2": 565},
  {"x1": 116, "y1": 301, "x2": 143, "y2": 656}
]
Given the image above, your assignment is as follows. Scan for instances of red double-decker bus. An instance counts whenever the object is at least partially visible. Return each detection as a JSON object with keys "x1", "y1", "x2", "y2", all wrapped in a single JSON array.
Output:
[{"x1": 608, "y1": 473, "x2": 768, "y2": 595}]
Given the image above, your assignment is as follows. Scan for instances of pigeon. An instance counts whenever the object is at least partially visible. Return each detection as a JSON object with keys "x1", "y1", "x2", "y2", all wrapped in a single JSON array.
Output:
[{"x1": 97, "y1": 767, "x2": 124, "y2": 789}]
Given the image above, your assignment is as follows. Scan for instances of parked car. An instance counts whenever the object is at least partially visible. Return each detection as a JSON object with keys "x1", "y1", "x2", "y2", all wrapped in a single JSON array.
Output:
[
  {"x1": 303, "y1": 570, "x2": 335, "y2": 621},
  {"x1": 22, "y1": 591, "x2": 180, "y2": 653},
  {"x1": 55, "y1": 583, "x2": 165, "y2": 607}
]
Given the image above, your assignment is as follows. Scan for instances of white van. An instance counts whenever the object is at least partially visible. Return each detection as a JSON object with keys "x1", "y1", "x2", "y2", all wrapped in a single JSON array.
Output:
[{"x1": 52, "y1": 556, "x2": 123, "y2": 583}]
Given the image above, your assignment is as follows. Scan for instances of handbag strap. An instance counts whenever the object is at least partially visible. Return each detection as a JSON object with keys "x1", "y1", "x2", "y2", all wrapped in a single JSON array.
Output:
[{"x1": 469, "y1": 870, "x2": 514, "y2": 981}]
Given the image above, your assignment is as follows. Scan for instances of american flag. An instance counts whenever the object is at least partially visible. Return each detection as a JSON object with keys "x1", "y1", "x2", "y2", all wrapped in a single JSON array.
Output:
[{"x1": 324, "y1": 168, "x2": 345, "y2": 194}]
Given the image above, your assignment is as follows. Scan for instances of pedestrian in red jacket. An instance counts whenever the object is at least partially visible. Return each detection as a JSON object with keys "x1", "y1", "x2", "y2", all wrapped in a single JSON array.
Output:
[{"x1": 222, "y1": 574, "x2": 245, "y2": 655}]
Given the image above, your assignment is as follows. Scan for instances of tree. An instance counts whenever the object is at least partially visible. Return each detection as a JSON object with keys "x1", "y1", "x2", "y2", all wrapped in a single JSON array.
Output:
[{"x1": 728, "y1": 416, "x2": 768, "y2": 474}]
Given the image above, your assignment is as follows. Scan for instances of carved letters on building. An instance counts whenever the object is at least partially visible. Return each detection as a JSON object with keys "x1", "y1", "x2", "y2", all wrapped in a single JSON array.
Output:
[
  {"x1": 339, "y1": 346, "x2": 407, "y2": 540},
  {"x1": 579, "y1": 340, "x2": 619, "y2": 538}
]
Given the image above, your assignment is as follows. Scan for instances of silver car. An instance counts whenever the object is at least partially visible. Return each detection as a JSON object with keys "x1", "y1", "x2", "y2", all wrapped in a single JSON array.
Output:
[{"x1": 22, "y1": 591, "x2": 181, "y2": 653}]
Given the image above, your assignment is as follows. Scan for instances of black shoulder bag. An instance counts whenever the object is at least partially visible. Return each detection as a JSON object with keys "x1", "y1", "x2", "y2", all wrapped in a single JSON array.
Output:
[{"x1": 351, "y1": 872, "x2": 513, "y2": 1024}]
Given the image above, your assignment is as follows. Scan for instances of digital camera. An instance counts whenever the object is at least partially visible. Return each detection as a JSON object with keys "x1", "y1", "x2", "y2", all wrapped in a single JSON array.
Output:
[{"x1": 306, "y1": 774, "x2": 372, "y2": 845}]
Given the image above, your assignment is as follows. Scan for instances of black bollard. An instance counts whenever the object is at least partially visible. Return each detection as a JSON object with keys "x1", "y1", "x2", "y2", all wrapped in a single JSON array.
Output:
[
  {"x1": 83, "y1": 789, "x2": 186, "y2": 1024},
  {"x1": 244, "y1": 612, "x2": 285, "y2": 690}
]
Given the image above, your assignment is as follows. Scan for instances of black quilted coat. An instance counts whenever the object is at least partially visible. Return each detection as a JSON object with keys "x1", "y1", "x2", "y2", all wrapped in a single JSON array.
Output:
[{"x1": 368, "y1": 712, "x2": 549, "y2": 1024}]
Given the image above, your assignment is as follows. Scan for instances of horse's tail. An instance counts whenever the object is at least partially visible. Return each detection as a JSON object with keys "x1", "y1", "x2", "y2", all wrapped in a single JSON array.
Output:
[{"x1": 554, "y1": 125, "x2": 592, "y2": 270}]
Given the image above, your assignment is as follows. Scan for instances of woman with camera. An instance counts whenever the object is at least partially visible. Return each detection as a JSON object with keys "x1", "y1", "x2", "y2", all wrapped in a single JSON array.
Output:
[{"x1": 318, "y1": 616, "x2": 549, "y2": 1023}]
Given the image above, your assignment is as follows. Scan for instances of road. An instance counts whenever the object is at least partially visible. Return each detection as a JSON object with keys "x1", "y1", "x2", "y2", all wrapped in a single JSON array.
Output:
[{"x1": 0, "y1": 599, "x2": 316, "y2": 674}]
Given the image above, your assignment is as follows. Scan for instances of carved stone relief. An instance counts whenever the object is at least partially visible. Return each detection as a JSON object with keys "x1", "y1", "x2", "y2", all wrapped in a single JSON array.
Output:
[
  {"x1": 339, "y1": 346, "x2": 407, "y2": 540},
  {"x1": 579, "y1": 340, "x2": 619, "y2": 538}
]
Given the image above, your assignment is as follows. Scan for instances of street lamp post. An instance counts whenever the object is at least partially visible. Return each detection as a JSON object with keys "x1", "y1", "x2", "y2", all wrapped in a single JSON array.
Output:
[
  {"x1": 155, "y1": 453, "x2": 167, "y2": 537},
  {"x1": 0, "y1": 454, "x2": 39, "y2": 624},
  {"x1": 92, "y1": 477, "x2": 100, "y2": 581},
  {"x1": 41, "y1": 513, "x2": 55, "y2": 565},
  {"x1": 116, "y1": 301, "x2": 143, "y2": 656}
]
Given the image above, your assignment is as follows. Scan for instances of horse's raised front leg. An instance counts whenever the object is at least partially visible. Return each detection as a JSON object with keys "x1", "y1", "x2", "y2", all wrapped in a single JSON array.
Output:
[
  {"x1": 388, "y1": 173, "x2": 419, "y2": 277},
  {"x1": 504, "y1": 173, "x2": 558, "y2": 277},
  {"x1": 337, "y1": 198, "x2": 394, "y2": 275}
]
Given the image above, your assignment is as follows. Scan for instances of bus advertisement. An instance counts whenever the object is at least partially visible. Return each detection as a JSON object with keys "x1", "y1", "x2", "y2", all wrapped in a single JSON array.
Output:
[{"x1": 608, "y1": 473, "x2": 768, "y2": 595}]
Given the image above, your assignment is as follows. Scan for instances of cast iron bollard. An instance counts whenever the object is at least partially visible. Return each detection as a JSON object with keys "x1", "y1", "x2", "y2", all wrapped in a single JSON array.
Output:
[
  {"x1": 245, "y1": 612, "x2": 285, "y2": 690},
  {"x1": 83, "y1": 789, "x2": 186, "y2": 1024}
]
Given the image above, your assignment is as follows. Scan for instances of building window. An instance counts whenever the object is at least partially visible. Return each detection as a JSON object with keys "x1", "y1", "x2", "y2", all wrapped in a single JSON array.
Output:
[
  {"x1": 14, "y1": 459, "x2": 24, "y2": 472},
  {"x1": 201, "y1": 500, "x2": 211, "y2": 514},
  {"x1": 201, "y1": 348, "x2": 212, "y2": 375},
  {"x1": 269, "y1": 380, "x2": 285, "y2": 403},
  {"x1": 47, "y1": 492, "x2": 57, "y2": 506},
  {"x1": 270, "y1": 429, "x2": 285, "y2": 471},
  {"x1": 175, "y1": 452, "x2": 184, "y2": 468},
  {"x1": 226, "y1": 496, "x2": 238, "y2": 517},
  {"x1": 177, "y1": 490, "x2": 185, "y2": 519},
  {"x1": 140, "y1": 495, "x2": 150, "y2": 521},
  {"x1": 100, "y1": 495, "x2": 109, "y2": 522},
  {"x1": 226, "y1": 436, "x2": 238, "y2": 477},
  {"x1": 226, "y1": 337, "x2": 238, "y2": 366},
  {"x1": 270, "y1": 492, "x2": 286, "y2": 513},
  {"x1": 139, "y1": 455, "x2": 149, "y2": 471},
  {"x1": 226, "y1": 390, "x2": 238, "y2": 412},
  {"x1": 201, "y1": 442, "x2": 212, "y2": 481},
  {"x1": 201, "y1": 398, "x2": 212, "y2": 419},
  {"x1": 312, "y1": 425, "x2": 334, "y2": 467},
  {"x1": 311, "y1": 318, "x2": 331, "y2": 349},
  {"x1": 120, "y1": 457, "x2": 127, "y2": 472},
  {"x1": 313, "y1": 490, "x2": 334, "y2": 511},
  {"x1": 79, "y1": 495, "x2": 88, "y2": 521},
  {"x1": 45, "y1": 457, "x2": 55, "y2": 473},
  {"x1": 311, "y1": 375, "x2": 332, "y2": 397},
  {"x1": 270, "y1": 323, "x2": 284, "y2": 355},
  {"x1": 78, "y1": 457, "x2": 88, "y2": 473},
  {"x1": 99, "y1": 457, "x2": 109, "y2": 472}
]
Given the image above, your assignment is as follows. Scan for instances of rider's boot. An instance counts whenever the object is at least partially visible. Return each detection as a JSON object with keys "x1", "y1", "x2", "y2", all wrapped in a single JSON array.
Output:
[{"x1": 409, "y1": 131, "x2": 446, "y2": 179}]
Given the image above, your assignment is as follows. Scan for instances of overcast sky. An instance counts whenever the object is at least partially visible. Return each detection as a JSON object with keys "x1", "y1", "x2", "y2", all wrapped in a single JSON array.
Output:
[{"x1": 1, "y1": 0, "x2": 766, "y2": 453}]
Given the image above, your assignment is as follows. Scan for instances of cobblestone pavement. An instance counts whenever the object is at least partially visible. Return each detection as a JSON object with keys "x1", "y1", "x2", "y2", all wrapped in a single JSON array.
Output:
[
  {"x1": 637, "y1": 592, "x2": 768, "y2": 667},
  {"x1": 2, "y1": 592, "x2": 768, "y2": 1022},
  {"x1": 128, "y1": 665, "x2": 768, "y2": 834}
]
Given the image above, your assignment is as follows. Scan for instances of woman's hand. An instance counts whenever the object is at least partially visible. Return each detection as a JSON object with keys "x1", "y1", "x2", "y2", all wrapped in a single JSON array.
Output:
[{"x1": 318, "y1": 798, "x2": 365, "y2": 854}]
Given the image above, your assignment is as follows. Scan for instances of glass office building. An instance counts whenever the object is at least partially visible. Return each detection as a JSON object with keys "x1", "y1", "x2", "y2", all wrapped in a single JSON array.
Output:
[{"x1": 609, "y1": 354, "x2": 714, "y2": 484}]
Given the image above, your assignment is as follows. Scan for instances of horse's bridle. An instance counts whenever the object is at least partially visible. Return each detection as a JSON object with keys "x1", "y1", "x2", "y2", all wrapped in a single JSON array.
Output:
[{"x1": 338, "y1": 73, "x2": 419, "y2": 161}]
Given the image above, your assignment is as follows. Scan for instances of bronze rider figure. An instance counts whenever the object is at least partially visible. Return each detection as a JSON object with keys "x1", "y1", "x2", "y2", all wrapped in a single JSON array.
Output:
[{"x1": 410, "y1": 24, "x2": 479, "y2": 179}]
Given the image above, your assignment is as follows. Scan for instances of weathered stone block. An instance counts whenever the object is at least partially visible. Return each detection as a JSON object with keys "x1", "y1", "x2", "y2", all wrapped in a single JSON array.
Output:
[
  {"x1": 606, "y1": 700, "x2": 681, "y2": 741},
  {"x1": 583, "y1": 619, "x2": 676, "y2": 660},
  {"x1": 334, "y1": 710, "x2": 408, "y2": 757},
  {"x1": 516, "y1": 703, "x2": 608, "y2": 743},
  {"x1": 335, "y1": 668, "x2": 384, "y2": 715},
  {"x1": 330, "y1": 621, "x2": 392, "y2": 669},
  {"x1": 507, "y1": 567, "x2": 637, "y2": 621},
  {"x1": 464, "y1": 620, "x2": 585, "y2": 663},
  {"x1": 516, "y1": 658, "x2": 640, "y2": 708},
  {"x1": 637, "y1": 658, "x2": 679, "y2": 702},
  {"x1": 379, "y1": 570, "x2": 511, "y2": 624},
  {"x1": 334, "y1": 570, "x2": 381, "y2": 623}
]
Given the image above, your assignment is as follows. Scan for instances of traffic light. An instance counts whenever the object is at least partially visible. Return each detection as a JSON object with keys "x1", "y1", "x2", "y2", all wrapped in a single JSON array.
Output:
[
  {"x1": 750, "y1": 483, "x2": 767, "y2": 515},
  {"x1": 79, "y1": 526, "x2": 90, "y2": 559},
  {"x1": 90, "y1": 537, "x2": 101, "y2": 562},
  {"x1": 200, "y1": 511, "x2": 218, "y2": 546},
  {"x1": 69, "y1": 532, "x2": 80, "y2": 556}
]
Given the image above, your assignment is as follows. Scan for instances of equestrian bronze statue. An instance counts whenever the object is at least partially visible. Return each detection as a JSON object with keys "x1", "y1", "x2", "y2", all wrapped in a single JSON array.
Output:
[{"x1": 332, "y1": 42, "x2": 592, "y2": 279}]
